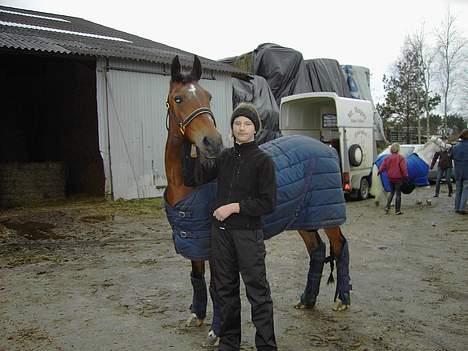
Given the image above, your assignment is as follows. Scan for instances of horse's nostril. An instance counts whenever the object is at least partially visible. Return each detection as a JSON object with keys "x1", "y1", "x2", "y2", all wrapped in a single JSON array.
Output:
[{"x1": 203, "y1": 136, "x2": 211, "y2": 147}]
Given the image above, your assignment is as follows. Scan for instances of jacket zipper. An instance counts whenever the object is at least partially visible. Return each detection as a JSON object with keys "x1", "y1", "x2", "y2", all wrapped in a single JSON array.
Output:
[{"x1": 227, "y1": 149, "x2": 241, "y2": 203}]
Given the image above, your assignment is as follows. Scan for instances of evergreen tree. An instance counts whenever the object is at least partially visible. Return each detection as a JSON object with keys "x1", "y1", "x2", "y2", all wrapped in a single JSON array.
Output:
[{"x1": 377, "y1": 39, "x2": 439, "y2": 143}]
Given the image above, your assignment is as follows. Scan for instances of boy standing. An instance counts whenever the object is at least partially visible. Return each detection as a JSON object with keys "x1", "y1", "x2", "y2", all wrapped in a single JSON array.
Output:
[{"x1": 187, "y1": 103, "x2": 278, "y2": 350}]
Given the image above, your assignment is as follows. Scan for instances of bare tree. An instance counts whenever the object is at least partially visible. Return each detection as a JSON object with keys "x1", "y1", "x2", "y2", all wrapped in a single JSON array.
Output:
[
  {"x1": 408, "y1": 25, "x2": 438, "y2": 141},
  {"x1": 460, "y1": 56, "x2": 468, "y2": 120},
  {"x1": 435, "y1": 8, "x2": 467, "y2": 135}
]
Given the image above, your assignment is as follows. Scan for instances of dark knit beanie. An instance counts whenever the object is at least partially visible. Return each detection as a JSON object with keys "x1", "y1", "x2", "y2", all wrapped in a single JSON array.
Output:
[{"x1": 230, "y1": 103, "x2": 261, "y2": 132}]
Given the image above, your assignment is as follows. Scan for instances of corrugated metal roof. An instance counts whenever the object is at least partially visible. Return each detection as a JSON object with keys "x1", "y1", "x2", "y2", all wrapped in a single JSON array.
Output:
[{"x1": 0, "y1": 5, "x2": 243, "y2": 74}]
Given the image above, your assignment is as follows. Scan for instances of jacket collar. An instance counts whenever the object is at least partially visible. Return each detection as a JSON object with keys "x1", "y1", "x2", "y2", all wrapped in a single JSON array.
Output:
[{"x1": 233, "y1": 140, "x2": 257, "y2": 152}]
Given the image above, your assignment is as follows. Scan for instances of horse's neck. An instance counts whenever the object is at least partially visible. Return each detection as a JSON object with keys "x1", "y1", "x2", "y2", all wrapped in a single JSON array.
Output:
[
  {"x1": 416, "y1": 144, "x2": 437, "y2": 165},
  {"x1": 165, "y1": 133, "x2": 192, "y2": 206}
]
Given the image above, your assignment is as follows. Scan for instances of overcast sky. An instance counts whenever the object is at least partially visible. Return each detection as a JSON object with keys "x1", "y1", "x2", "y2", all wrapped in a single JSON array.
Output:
[{"x1": 2, "y1": 0, "x2": 468, "y2": 103}]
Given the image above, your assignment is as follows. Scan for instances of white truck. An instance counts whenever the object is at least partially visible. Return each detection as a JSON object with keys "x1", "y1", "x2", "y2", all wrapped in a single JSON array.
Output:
[{"x1": 280, "y1": 92, "x2": 376, "y2": 199}]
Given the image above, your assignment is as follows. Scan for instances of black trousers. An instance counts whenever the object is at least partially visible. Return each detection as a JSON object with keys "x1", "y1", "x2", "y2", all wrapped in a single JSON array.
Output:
[
  {"x1": 386, "y1": 181, "x2": 402, "y2": 212},
  {"x1": 211, "y1": 225, "x2": 277, "y2": 351}
]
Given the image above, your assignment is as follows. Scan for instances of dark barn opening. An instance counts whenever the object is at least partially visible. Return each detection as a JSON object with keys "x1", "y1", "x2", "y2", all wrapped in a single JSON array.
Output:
[{"x1": 0, "y1": 51, "x2": 105, "y2": 206}]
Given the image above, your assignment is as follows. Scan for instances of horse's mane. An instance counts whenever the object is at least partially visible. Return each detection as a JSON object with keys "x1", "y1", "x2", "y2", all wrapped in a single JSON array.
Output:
[{"x1": 171, "y1": 72, "x2": 198, "y2": 85}]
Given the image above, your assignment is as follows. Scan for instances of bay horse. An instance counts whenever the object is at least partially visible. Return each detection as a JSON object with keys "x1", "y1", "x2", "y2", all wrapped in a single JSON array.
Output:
[{"x1": 164, "y1": 55, "x2": 352, "y2": 345}]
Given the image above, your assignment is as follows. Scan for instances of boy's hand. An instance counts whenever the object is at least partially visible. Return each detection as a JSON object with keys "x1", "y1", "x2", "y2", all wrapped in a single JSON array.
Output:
[{"x1": 213, "y1": 203, "x2": 240, "y2": 221}]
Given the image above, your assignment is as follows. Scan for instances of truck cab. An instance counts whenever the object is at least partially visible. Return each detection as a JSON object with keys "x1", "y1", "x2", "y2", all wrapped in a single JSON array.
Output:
[{"x1": 280, "y1": 92, "x2": 375, "y2": 199}]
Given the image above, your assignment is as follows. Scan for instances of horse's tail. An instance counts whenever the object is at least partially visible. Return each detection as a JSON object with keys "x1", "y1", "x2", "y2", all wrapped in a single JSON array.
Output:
[{"x1": 369, "y1": 164, "x2": 385, "y2": 206}]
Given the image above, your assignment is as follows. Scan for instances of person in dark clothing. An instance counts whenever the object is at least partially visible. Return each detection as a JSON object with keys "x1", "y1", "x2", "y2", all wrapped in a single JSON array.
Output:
[
  {"x1": 430, "y1": 136, "x2": 453, "y2": 197},
  {"x1": 378, "y1": 143, "x2": 408, "y2": 215},
  {"x1": 451, "y1": 129, "x2": 468, "y2": 214},
  {"x1": 185, "y1": 103, "x2": 278, "y2": 351}
]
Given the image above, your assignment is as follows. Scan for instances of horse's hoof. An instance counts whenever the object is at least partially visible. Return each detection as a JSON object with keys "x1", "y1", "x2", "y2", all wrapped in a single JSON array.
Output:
[
  {"x1": 294, "y1": 301, "x2": 315, "y2": 309},
  {"x1": 426, "y1": 199, "x2": 432, "y2": 206},
  {"x1": 202, "y1": 330, "x2": 219, "y2": 348},
  {"x1": 185, "y1": 313, "x2": 204, "y2": 327},
  {"x1": 332, "y1": 298, "x2": 349, "y2": 312}
]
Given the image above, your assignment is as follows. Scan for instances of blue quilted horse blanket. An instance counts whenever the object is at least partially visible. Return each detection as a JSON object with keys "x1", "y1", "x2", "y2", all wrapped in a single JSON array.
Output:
[
  {"x1": 165, "y1": 135, "x2": 347, "y2": 260},
  {"x1": 375, "y1": 153, "x2": 429, "y2": 193}
]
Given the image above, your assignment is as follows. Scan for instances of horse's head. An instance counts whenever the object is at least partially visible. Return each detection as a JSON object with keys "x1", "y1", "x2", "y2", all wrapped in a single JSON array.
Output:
[
  {"x1": 428, "y1": 136, "x2": 451, "y2": 151},
  {"x1": 167, "y1": 55, "x2": 223, "y2": 160},
  {"x1": 415, "y1": 136, "x2": 451, "y2": 165}
]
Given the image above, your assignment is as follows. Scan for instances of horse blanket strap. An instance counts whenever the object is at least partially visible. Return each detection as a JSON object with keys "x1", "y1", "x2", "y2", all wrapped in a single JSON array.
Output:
[
  {"x1": 168, "y1": 135, "x2": 346, "y2": 259},
  {"x1": 165, "y1": 182, "x2": 216, "y2": 260},
  {"x1": 260, "y1": 135, "x2": 346, "y2": 240},
  {"x1": 375, "y1": 153, "x2": 429, "y2": 192}
]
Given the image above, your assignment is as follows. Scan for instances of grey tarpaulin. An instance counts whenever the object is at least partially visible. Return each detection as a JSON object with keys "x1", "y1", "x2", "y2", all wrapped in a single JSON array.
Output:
[
  {"x1": 252, "y1": 43, "x2": 311, "y2": 107},
  {"x1": 232, "y1": 75, "x2": 282, "y2": 145},
  {"x1": 221, "y1": 43, "x2": 386, "y2": 142},
  {"x1": 304, "y1": 59, "x2": 352, "y2": 98},
  {"x1": 341, "y1": 65, "x2": 387, "y2": 142}
]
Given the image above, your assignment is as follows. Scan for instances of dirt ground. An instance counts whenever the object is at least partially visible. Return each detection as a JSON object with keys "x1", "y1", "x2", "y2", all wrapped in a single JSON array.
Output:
[{"x1": 1, "y1": 184, "x2": 467, "y2": 351}]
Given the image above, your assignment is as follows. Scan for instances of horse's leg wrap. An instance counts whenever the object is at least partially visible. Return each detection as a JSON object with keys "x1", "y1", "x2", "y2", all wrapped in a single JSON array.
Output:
[
  {"x1": 334, "y1": 238, "x2": 352, "y2": 306},
  {"x1": 300, "y1": 239, "x2": 326, "y2": 307},
  {"x1": 190, "y1": 273, "x2": 207, "y2": 320}
]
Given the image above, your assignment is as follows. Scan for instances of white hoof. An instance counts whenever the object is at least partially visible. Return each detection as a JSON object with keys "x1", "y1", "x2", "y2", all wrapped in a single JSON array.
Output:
[
  {"x1": 202, "y1": 330, "x2": 219, "y2": 348},
  {"x1": 185, "y1": 313, "x2": 204, "y2": 327},
  {"x1": 332, "y1": 299, "x2": 349, "y2": 312}
]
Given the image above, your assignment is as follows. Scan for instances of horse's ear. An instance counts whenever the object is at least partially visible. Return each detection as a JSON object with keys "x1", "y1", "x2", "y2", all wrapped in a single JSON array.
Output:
[
  {"x1": 191, "y1": 55, "x2": 202, "y2": 81},
  {"x1": 171, "y1": 55, "x2": 181, "y2": 81}
]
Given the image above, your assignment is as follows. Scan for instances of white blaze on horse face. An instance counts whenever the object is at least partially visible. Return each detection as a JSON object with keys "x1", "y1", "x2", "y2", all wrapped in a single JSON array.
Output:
[{"x1": 188, "y1": 84, "x2": 197, "y2": 97}]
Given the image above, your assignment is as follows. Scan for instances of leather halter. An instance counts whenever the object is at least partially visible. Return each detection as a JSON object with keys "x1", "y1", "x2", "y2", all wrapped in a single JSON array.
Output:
[{"x1": 166, "y1": 102, "x2": 216, "y2": 136}]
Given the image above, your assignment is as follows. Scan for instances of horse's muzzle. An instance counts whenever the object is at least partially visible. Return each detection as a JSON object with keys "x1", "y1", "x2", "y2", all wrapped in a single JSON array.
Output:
[{"x1": 201, "y1": 136, "x2": 223, "y2": 159}]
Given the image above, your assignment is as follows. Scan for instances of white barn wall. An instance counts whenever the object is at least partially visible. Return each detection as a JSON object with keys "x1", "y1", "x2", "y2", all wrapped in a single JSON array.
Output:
[{"x1": 96, "y1": 58, "x2": 232, "y2": 200}]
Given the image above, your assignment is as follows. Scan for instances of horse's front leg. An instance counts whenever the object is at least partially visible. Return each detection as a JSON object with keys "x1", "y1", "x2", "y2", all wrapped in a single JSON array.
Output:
[
  {"x1": 324, "y1": 227, "x2": 351, "y2": 311},
  {"x1": 295, "y1": 230, "x2": 326, "y2": 309},
  {"x1": 186, "y1": 260, "x2": 207, "y2": 327}
]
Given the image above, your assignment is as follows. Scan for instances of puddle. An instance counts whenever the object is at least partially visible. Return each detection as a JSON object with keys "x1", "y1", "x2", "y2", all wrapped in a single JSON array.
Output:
[
  {"x1": 1, "y1": 221, "x2": 61, "y2": 240},
  {"x1": 79, "y1": 215, "x2": 115, "y2": 223}
]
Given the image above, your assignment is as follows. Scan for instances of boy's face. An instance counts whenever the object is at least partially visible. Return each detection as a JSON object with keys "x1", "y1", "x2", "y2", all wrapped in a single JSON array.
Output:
[{"x1": 232, "y1": 116, "x2": 256, "y2": 144}]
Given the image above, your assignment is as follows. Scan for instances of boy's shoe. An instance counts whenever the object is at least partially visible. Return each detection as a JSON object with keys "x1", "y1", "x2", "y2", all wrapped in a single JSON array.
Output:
[
  {"x1": 433, "y1": 194, "x2": 439, "y2": 197},
  {"x1": 395, "y1": 211, "x2": 403, "y2": 215},
  {"x1": 384, "y1": 207, "x2": 389, "y2": 214},
  {"x1": 448, "y1": 193, "x2": 452, "y2": 197}
]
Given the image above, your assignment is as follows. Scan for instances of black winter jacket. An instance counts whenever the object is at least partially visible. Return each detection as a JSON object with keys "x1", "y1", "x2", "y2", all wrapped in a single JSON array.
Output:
[
  {"x1": 431, "y1": 149, "x2": 453, "y2": 169},
  {"x1": 184, "y1": 140, "x2": 276, "y2": 230}
]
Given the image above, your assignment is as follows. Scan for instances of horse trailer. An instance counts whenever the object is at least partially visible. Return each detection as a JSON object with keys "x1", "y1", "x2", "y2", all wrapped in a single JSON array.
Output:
[{"x1": 280, "y1": 92, "x2": 375, "y2": 199}]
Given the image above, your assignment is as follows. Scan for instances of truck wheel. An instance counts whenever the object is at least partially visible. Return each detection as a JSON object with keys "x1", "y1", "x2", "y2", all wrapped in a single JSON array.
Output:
[
  {"x1": 348, "y1": 144, "x2": 363, "y2": 167},
  {"x1": 358, "y1": 177, "x2": 369, "y2": 200}
]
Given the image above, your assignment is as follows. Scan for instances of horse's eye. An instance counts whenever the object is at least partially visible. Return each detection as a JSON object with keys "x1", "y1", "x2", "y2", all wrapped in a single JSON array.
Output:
[{"x1": 174, "y1": 96, "x2": 182, "y2": 104}]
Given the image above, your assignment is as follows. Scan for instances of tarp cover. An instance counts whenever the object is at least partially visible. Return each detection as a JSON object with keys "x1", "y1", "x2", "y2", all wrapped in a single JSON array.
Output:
[
  {"x1": 341, "y1": 65, "x2": 387, "y2": 142},
  {"x1": 304, "y1": 59, "x2": 352, "y2": 98},
  {"x1": 166, "y1": 135, "x2": 347, "y2": 260},
  {"x1": 226, "y1": 44, "x2": 386, "y2": 143},
  {"x1": 253, "y1": 43, "x2": 310, "y2": 107},
  {"x1": 232, "y1": 75, "x2": 282, "y2": 145}
]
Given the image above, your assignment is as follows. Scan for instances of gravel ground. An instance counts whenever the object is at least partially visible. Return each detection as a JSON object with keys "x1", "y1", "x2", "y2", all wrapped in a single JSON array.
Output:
[{"x1": 1, "y1": 184, "x2": 467, "y2": 351}]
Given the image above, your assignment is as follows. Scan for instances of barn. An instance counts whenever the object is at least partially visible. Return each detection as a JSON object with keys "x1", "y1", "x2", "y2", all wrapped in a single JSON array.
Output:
[{"x1": 0, "y1": 5, "x2": 242, "y2": 206}]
